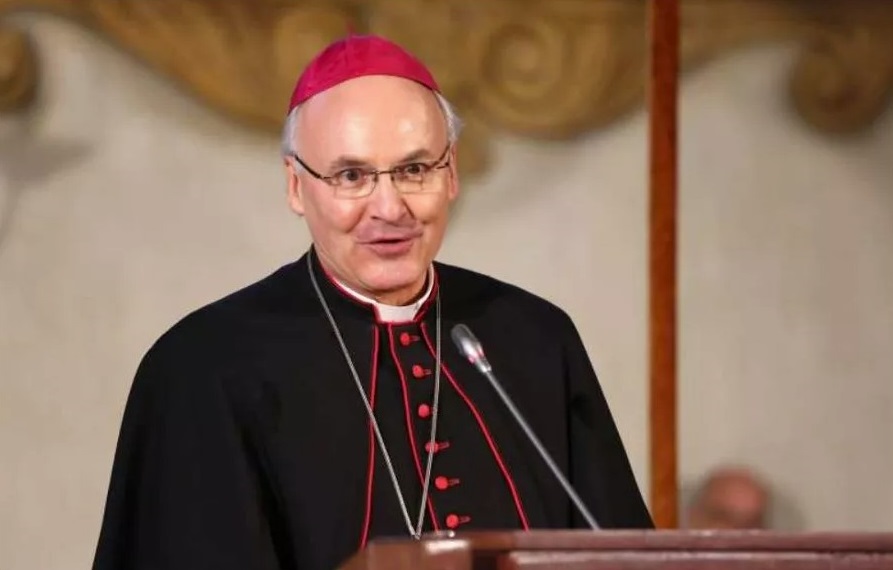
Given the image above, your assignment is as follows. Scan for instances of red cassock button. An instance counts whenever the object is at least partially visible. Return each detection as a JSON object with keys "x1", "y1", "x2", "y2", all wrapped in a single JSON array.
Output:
[
  {"x1": 400, "y1": 332, "x2": 412, "y2": 346},
  {"x1": 435, "y1": 476, "x2": 460, "y2": 490},
  {"x1": 445, "y1": 514, "x2": 470, "y2": 529},
  {"x1": 412, "y1": 364, "x2": 427, "y2": 378},
  {"x1": 425, "y1": 441, "x2": 450, "y2": 453},
  {"x1": 417, "y1": 404, "x2": 431, "y2": 419}
]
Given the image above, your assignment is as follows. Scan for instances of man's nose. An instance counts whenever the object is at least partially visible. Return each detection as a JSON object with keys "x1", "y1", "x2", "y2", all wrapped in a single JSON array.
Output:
[{"x1": 367, "y1": 174, "x2": 408, "y2": 221}]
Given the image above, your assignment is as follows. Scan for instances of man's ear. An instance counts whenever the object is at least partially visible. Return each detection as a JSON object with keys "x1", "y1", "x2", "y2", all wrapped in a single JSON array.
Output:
[
  {"x1": 446, "y1": 145, "x2": 460, "y2": 202},
  {"x1": 285, "y1": 160, "x2": 305, "y2": 216}
]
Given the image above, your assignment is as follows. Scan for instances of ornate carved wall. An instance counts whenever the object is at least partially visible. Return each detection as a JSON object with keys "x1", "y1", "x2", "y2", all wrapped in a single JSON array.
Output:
[{"x1": 1, "y1": 0, "x2": 892, "y2": 174}]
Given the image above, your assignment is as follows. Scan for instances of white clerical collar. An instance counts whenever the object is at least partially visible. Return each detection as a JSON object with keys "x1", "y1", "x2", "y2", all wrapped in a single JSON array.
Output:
[{"x1": 333, "y1": 266, "x2": 435, "y2": 323}]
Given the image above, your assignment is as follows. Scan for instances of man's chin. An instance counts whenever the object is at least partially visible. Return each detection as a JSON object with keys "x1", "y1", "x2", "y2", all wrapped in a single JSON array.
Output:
[{"x1": 361, "y1": 268, "x2": 428, "y2": 302}]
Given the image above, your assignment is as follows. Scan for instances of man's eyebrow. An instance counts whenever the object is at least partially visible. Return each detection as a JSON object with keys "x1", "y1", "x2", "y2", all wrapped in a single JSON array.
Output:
[
  {"x1": 396, "y1": 148, "x2": 436, "y2": 164},
  {"x1": 326, "y1": 155, "x2": 373, "y2": 171}
]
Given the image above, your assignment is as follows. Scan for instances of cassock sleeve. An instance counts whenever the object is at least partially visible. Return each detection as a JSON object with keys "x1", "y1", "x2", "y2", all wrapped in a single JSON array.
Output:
[
  {"x1": 562, "y1": 317, "x2": 655, "y2": 529},
  {"x1": 92, "y1": 332, "x2": 283, "y2": 570}
]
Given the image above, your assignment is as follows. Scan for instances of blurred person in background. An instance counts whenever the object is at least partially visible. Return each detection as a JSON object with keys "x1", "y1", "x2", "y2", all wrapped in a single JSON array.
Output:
[{"x1": 684, "y1": 465, "x2": 771, "y2": 530}]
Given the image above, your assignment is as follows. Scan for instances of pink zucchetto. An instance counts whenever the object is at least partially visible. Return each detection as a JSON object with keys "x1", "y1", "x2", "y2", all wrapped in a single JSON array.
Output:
[{"x1": 287, "y1": 34, "x2": 440, "y2": 113}]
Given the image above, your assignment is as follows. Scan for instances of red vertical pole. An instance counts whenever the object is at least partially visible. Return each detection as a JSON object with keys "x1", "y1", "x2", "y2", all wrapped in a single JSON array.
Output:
[{"x1": 647, "y1": 0, "x2": 680, "y2": 530}]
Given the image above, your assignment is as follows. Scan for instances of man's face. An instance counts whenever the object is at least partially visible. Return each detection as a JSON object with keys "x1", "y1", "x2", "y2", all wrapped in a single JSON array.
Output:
[
  {"x1": 284, "y1": 75, "x2": 458, "y2": 305},
  {"x1": 690, "y1": 476, "x2": 769, "y2": 529}
]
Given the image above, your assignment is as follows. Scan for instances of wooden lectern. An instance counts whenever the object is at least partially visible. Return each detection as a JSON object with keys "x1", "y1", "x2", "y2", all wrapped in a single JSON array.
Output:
[{"x1": 339, "y1": 530, "x2": 893, "y2": 570}]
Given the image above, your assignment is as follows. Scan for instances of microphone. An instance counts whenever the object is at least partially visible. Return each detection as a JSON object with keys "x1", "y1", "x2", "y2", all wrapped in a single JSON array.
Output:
[{"x1": 450, "y1": 324, "x2": 601, "y2": 530}]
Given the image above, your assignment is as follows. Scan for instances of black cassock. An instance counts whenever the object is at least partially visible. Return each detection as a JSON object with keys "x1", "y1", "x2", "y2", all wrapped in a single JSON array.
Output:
[{"x1": 92, "y1": 249, "x2": 653, "y2": 570}]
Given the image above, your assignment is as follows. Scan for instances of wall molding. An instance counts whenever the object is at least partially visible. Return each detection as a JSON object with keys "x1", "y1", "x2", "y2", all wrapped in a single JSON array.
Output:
[{"x1": 1, "y1": 0, "x2": 892, "y2": 174}]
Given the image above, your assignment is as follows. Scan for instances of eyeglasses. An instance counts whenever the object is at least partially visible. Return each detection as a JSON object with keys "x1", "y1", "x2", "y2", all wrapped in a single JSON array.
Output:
[{"x1": 290, "y1": 144, "x2": 452, "y2": 199}]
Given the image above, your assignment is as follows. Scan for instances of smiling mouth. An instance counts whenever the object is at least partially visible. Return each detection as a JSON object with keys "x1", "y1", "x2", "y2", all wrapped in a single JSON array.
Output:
[
  {"x1": 370, "y1": 236, "x2": 414, "y2": 244},
  {"x1": 362, "y1": 236, "x2": 417, "y2": 256}
]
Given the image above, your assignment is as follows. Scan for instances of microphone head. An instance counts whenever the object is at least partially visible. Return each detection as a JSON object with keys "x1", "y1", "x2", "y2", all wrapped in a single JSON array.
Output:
[{"x1": 450, "y1": 324, "x2": 492, "y2": 374}]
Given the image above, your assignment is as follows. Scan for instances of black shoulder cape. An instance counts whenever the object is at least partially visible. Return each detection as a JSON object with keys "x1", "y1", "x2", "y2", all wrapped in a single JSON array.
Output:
[{"x1": 92, "y1": 249, "x2": 652, "y2": 570}]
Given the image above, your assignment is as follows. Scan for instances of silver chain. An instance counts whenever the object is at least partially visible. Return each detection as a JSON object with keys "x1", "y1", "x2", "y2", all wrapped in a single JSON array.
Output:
[{"x1": 307, "y1": 253, "x2": 442, "y2": 539}]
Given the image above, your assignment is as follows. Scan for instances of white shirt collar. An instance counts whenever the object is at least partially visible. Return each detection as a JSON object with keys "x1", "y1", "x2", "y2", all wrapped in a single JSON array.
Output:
[{"x1": 333, "y1": 266, "x2": 435, "y2": 323}]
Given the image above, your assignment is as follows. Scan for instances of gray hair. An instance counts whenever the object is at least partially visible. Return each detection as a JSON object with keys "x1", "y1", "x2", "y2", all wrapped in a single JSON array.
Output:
[{"x1": 280, "y1": 91, "x2": 463, "y2": 162}]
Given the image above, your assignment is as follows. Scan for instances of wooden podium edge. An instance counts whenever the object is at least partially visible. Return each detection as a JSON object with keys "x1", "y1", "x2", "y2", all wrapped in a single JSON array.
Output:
[
  {"x1": 340, "y1": 530, "x2": 893, "y2": 570},
  {"x1": 374, "y1": 529, "x2": 893, "y2": 552}
]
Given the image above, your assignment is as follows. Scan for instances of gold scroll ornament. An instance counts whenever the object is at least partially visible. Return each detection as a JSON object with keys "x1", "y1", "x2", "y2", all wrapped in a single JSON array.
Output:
[{"x1": 1, "y1": 0, "x2": 892, "y2": 175}]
